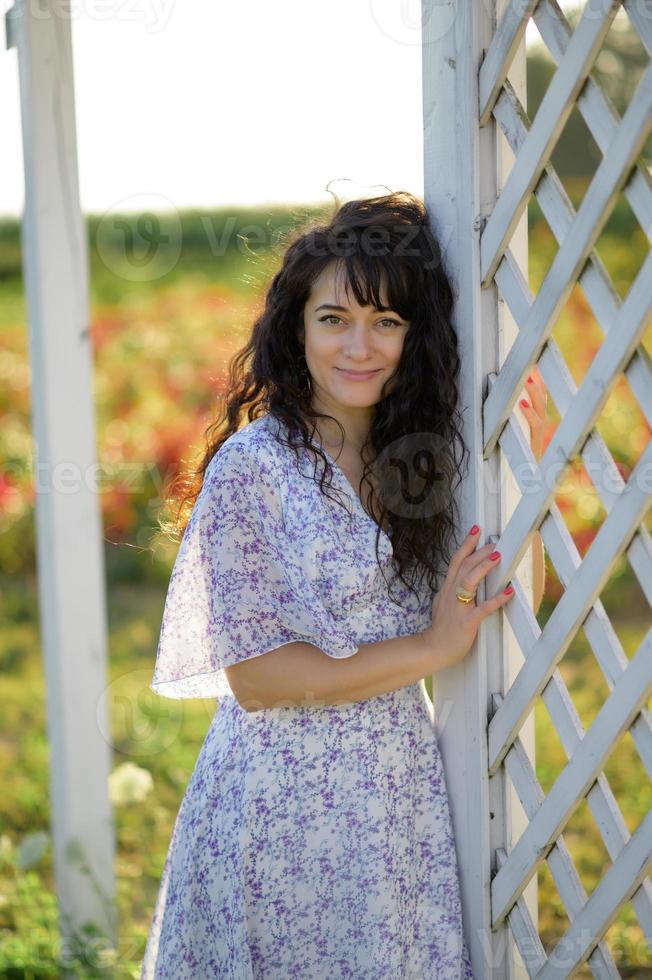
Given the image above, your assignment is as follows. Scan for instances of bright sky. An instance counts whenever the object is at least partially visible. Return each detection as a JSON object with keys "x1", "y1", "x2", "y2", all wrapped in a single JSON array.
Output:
[{"x1": 0, "y1": 1, "x2": 546, "y2": 218}]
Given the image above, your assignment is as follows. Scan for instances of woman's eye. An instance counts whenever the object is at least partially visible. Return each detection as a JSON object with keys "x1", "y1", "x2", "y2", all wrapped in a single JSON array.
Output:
[{"x1": 318, "y1": 315, "x2": 401, "y2": 328}]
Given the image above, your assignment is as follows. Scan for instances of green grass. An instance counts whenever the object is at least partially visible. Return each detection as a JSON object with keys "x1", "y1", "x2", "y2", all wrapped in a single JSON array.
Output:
[
  {"x1": 1, "y1": 577, "x2": 650, "y2": 977},
  {"x1": 0, "y1": 577, "x2": 214, "y2": 978}
]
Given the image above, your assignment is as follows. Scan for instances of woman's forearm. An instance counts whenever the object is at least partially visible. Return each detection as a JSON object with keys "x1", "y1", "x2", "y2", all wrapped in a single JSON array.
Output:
[{"x1": 224, "y1": 629, "x2": 443, "y2": 711}]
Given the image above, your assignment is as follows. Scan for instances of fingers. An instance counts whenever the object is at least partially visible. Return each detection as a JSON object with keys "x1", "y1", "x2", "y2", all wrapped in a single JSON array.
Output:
[
  {"x1": 457, "y1": 548, "x2": 504, "y2": 595},
  {"x1": 465, "y1": 541, "x2": 499, "y2": 572},
  {"x1": 447, "y1": 525, "x2": 481, "y2": 579},
  {"x1": 449, "y1": 524, "x2": 514, "y2": 597},
  {"x1": 448, "y1": 524, "x2": 498, "y2": 578},
  {"x1": 447, "y1": 525, "x2": 516, "y2": 622},
  {"x1": 476, "y1": 585, "x2": 515, "y2": 620},
  {"x1": 521, "y1": 365, "x2": 547, "y2": 417}
]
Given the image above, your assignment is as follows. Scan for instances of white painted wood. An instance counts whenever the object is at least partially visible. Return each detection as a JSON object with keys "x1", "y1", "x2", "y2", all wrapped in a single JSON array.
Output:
[
  {"x1": 493, "y1": 23, "x2": 540, "y2": 971},
  {"x1": 497, "y1": 404, "x2": 652, "y2": 782},
  {"x1": 422, "y1": 5, "x2": 496, "y2": 973},
  {"x1": 491, "y1": 629, "x2": 652, "y2": 925},
  {"x1": 478, "y1": 0, "x2": 539, "y2": 125},
  {"x1": 493, "y1": 399, "x2": 652, "y2": 947},
  {"x1": 487, "y1": 372, "x2": 652, "y2": 956},
  {"x1": 4, "y1": 0, "x2": 117, "y2": 957},
  {"x1": 470, "y1": 0, "x2": 652, "y2": 969},
  {"x1": 422, "y1": 1, "x2": 535, "y2": 976},
  {"x1": 495, "y1": 719, "x2": 622, "y2": 978},
  {"x1": 538, "y1": 808, "x2": 652, "y2": 978},
  {"x1": 480, "y1": 0, "x2": 620, "y2": 285},
  {"x1": 495, "y1": 847, "x2": 549, "y2": 977},
  {"x1": 624, "y1": 0, "x2": 652, "y2": 55},
  {"x1": 489, "y1": 440, "x2": 652, "y2": 776},
  {"x1": 493, "y1": 481, "x2": 652, "y2": 929},
  {"x1": 497, "y1": 262, "x2": 652, "y2": 605},
  {"x1": 533, "y1": 0, "x2": 652, "y2": 243},
  {"x1": 482, "y1": 261, "x2": 651, "y2": 637},
  {"x1": 482, "y1": 61, "x2": 652, "y2": 459},
  {"x1": 492, "y1": 78, "x2": 652, "y2": 435}
]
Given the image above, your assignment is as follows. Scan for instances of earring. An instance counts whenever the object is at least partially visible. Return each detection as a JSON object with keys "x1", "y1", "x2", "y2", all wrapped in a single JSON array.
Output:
[{"x1": 298, "y1": 351, "x2": 312, "y2": 398}]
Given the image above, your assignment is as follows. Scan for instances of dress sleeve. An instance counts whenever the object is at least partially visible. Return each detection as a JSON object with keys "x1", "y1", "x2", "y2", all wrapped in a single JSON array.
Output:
[{"x1": 150, "y1": 438, "x2": 360, "y2": 700}]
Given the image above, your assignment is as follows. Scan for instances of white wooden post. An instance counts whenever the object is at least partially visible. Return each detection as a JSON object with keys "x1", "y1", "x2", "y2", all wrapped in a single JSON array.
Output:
[
  {"x1": 424, "y1": 0, "x2": 652, "y2": 976},
  {"x1": 422, "y1": 1, "x2": 536, "y2": 975},
  {"x1": 5, "y1": 0, "x2": 117, "y2": 966}
]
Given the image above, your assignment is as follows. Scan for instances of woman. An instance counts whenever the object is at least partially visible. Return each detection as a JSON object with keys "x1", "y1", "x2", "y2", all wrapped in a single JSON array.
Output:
[{"x1": 140, "y1": 192, "x2": 522, "y2": 979}]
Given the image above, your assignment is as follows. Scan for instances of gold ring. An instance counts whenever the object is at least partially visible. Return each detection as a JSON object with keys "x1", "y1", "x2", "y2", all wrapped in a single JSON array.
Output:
[{"x1": 455, "y1": 586, "x2": 476, "y2": 604}]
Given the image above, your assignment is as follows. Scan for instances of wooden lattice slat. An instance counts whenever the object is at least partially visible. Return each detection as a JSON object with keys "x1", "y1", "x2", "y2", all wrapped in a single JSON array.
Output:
[
  {"x1": 476, "y1": 1, "x2": 652, "y2": 974},
  {"x1": 538, "y1": 810, "x2": 652, "y2": 977},
  {"x1": 483, "y1": 260, "x2": 652, "y2": 734},
  {"x1": 483, "y1": 61, "x2": 652, "y2": 458},
  {"x1": 488, "y1": 370, "x2": 652, "y2": 957},
  {"x1": 492, "y1": 77, "x2": 652, "y2": 434},
  {"x1": 496, "y1": 409, "x2": 652, "y2": 785},
  {"x1": 495, "y1": 847, "x2": 551, "y2": 976},
  {"x1": 491, "y1": 630, "x2": 652, "y2": 923},
  {"x1": 489, "y1": 429, "x2": 652, "y2": 774},
  {"x1": 481, "y1": 0, "x2": 620, "y2": 283},
  {"x1": 479, "y1": 0, "x2": 540, "y2": 125},
  {"x1": 493, "y1": 697, "x2": 622, "y2": 977},
  {"x1": 533, "y1": 0, "x2": 652, "y2": 239}
]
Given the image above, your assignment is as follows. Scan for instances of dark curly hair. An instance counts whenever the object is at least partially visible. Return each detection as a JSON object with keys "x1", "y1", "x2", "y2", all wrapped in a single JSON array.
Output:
[{"x1": 159, "y1": 190, "x2": 469, "y2": 603}]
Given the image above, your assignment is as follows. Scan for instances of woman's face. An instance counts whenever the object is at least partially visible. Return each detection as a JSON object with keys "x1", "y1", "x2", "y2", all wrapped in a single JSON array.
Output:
[{"x1": 299, "y1": 262, "x2": 409, "y2": 413}]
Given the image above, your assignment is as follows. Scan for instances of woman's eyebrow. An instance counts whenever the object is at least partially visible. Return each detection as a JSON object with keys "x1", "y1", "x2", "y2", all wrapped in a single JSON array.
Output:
[{"x1": 314, "y1": 303, "x2": 395, "y2": 313}]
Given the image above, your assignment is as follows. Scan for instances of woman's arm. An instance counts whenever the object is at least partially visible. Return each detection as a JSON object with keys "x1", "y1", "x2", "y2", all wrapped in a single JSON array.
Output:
[
  {"x1": 224, "y1": 628, "x2": 442, "y2": 711},
  {"x1": 226, "y1": 534, "x2": 518, "y2": 711}
]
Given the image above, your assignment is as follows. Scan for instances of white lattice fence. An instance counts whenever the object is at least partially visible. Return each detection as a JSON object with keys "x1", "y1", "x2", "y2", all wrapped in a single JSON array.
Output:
[{"x1": 479, "y1": 1, "x2": 652, "y2": 976}]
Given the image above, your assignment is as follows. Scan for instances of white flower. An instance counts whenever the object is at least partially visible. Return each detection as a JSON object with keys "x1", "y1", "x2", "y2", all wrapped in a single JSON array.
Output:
[{"x1": 108, "y1": 762, "x2": 154, "y2": 806}]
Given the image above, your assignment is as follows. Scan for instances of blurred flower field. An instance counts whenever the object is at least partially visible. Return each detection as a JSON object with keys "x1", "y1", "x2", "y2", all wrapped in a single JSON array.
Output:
[{"x1": 0, "y1": 198, "x2": 651, "y2": 977}]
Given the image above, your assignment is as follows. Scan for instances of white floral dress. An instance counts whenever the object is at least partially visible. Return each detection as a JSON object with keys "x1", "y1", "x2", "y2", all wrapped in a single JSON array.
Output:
[{"x1": 140, "y1": 412, "x2": 474, "y2": 979}]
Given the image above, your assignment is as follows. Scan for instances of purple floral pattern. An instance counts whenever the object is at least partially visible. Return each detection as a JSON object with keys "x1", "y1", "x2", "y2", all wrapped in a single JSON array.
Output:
[{"x1": 141, "y1": 413, "x2": 474, "y2": 978}]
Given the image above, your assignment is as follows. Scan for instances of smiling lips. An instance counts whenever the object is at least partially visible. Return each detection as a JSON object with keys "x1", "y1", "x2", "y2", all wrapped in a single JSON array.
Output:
[{"x1": 336, "y1": 368, "x2": 382, "y2": 380}]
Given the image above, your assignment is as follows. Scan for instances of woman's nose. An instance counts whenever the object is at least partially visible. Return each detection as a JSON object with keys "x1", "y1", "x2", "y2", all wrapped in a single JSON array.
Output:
[{"x1": 344, "y1": 326, "x2": 373, "y2": 357}]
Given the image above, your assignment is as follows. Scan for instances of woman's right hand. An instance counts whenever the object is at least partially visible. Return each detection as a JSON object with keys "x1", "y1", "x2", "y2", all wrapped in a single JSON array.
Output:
[{"x1": 424, "y1": 525, "x2": 515, "y2": 671}]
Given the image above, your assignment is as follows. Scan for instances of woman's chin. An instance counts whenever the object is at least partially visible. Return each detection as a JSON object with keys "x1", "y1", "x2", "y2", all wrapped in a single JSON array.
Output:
[{"x1": 329, "y1": 392, "x2": 381, "y2": 410}]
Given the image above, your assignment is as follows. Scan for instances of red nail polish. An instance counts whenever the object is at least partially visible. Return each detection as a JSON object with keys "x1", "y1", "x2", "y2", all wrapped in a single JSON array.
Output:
[
  {"x1": 470, "y1": 524, "x2": 479, "y2": 535},
  {"x1": 527, "y1": 375, "x2": 533, "y2": 383},
  {"x1": 504, "y1": 586, "x2": 514, "y2": 595},
  {"x1": 520, "y1": 399, "x2": 529, "y2": 408}
]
